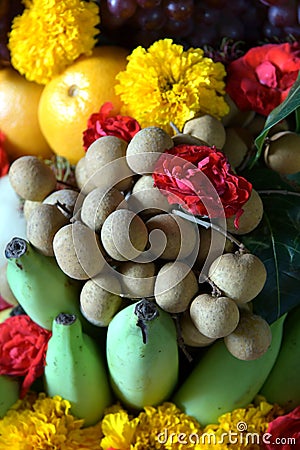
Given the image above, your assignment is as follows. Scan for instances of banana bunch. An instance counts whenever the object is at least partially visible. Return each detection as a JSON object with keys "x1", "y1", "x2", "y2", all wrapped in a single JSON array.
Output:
[
  {"x1": 0, "y1": 375, "x2": 19, "y2": 418},
  {"x1": 106, "y1": 298, "x2": 179, "y2": 409},
  {"x1": 5, "y1": 237, "x2": 90, "y2": 332},
  {"x1": 259, "y1": 304, "x2": 300, "y2": 411},
  {"x1": 44, "y1": 313, "x2": 111, "y2": 426},
  {"x1": 172, "y1": 314, "x2": 286, "y2": 425}
]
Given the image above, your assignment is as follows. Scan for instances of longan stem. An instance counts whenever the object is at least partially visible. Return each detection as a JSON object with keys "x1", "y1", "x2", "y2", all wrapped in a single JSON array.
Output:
[
  {"x1": 258, "y1": 189, "x2": 300, "y2": 197},
  {"x1": 172, "y1": 209, "x2": 246, "y2": 250}
]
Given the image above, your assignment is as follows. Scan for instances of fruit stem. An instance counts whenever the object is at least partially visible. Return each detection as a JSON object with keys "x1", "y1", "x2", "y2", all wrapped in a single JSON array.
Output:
[
  {"x1": 172, "y1": 209, "x2": 246, "y2": 250},
  {"x1": 134, "y1": 298, "x2": 159, "y2": 345},
  {"x1": 171, "y1": 313, "x2": 193, "y2": 363},
  {"x1": 257, "y1": 189, "x2": 300, "y2": 197},
  {"x1": 170, "y1": 121, "x2": 181, "y2": 135},
  {"x1": 5, "y1": 237, "x2": 27, "y2": 259}
]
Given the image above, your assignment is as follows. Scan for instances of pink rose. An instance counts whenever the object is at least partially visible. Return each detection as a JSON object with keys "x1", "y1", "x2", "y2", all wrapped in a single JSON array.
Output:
[{"x1": 226, "y1": 42, "x2": 300, "y2": 116}]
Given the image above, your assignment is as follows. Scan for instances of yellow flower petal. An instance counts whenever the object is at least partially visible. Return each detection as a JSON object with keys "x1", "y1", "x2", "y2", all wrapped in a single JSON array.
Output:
[{"x1": 115, "y1": 39, "x2": 229, "y2": 135}]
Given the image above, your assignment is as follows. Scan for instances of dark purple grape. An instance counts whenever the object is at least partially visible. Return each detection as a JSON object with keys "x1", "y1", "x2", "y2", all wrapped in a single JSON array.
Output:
[
  {"x1": 163, "y1": 0, "x2": 194, "y2": 21},
  {"x1": 259, "y1": 0, "x2": 288, "y2": 6},
  {"x1": 188, "y1": 25, "x2": 219, "y2": 47},
  {"x1": 100, "y1": 1, "x2": 127, "y2": 28},
  {"x1": 164, "y1": 16, "x2": 194, "y2": 37},
  {"x1": 219, "y1": 14, "x2": 245, "y2": 40},
  {"x1": 227, "y1": 0, "x2": 249, "y2": 14},
  {"x1": 262, "y1": 20, "x2": 285, "y2": 38},
  {"x1": 268, "y1": 3, "x2": 297, "y2": 28},
  {"x1": 131, "y1": 5, "x2": 166, "y2": 30},
  {"x1": 136, "y1": 0, "x2": 161, "y2": 7},
  {"x1": 203, "y1": 0, "x2": 227, "y2": 8},
  {"x1": 284, "y1": 24, "x2": 300, "y2": 37},
  {"x1": 106, "y1": 0, "x2": 137, "y2": 19},
  {"x1": 194, "y1": 5, "x2": 221, "y2": 25}
]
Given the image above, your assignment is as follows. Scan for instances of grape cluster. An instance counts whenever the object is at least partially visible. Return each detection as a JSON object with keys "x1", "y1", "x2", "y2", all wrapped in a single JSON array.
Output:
[{"x1": 98, "y1": 0, "x2": 300, "y2": 51}]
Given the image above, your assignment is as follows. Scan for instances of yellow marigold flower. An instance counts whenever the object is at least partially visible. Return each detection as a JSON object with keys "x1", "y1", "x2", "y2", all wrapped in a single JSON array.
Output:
[
  {"x1": 0, "y1": 392, "x2": 102, "y2": 450},
  {"x1": 8, "y1": 0, "x2": 100, "y2": 84},
  {"x1": 194, "y1": 398, "x2": 284, "y2": 450},
  {"x1": 115, "y1": 39, "x2": 229, "y2": 135},
  {"x1": 101, "y1": 409, "x2": 139, "y2": 450}
]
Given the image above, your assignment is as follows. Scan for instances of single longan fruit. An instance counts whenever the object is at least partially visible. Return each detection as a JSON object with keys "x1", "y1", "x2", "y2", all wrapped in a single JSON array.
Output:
[
  {"x1": 127, "y1": 175, "x2": 172, "y2": 217},
  {"x1": 154, "y1": 261, "x2": 198, "y2": 313},
  {"x1": 221, "y1": 127, "x2": 253, "y2": 168},
  {"x1": 85, "y1": 136, "x2": 133, "y2": 191},
  {"x1": 221, "y1": 94, "x2": 255, "y2": 128},
  {"x1": 81, "y1": 186, "x2": 127, "y2": 232},
  {"x1": 9, "y1": 156, "x2": 57, "y2": 201},
  {"x1": 26, "y1": 203, "x2": 69, "y2": 256},
  {"x1": 0, "y1": 263, "x2": 18, "y2": 306},
  {"x1": 23, "y1": 199, "x2": 41, "y2": 220},
  {"x1": 190, "y1": 293, "x2": 240, "y2": 339},
  {"x1": 75, "y1": 156, "x2": 96, "y2": 195},
  {"x1": 43, "y1": 189, "x2": 81, "y2": 218},
  {"x1": 118, "y1": 261, "x2": 156, "y2": 299},
  {"x1": 224, "y1": 311, "x2": 272, "y2": 360},
  {"x1": 145, "y1": 213, "x2": 198, "y2": 260},
  {"x1": 80, "y1": 274, "x2": 122, "y2": 327},
  {"x1": 183, "y1": 115, "x2": 226, "y2": 149},
  {"x1": 264, "y1": 131, "x2": 300, "y2": 175},
  {"x1": 53, "y1": 221, "x2": 106, "y2": 280},
  {"x1": 101, "y1": 209, "x2": 148, "y2": 261},
  {"x1": 226, "y1": 189, "x2": 263, "y2": 235},
  {"x1": 208, "y1": 252, "x2": 267, "y2": 303},
  {"x1": 126, "y1": 126, "x2": 173, "y2": 174},
  {"x1": 172, "y1": 133, "x2": 209, "y2": 146},
  {"x1": 180, "y1": 310, "x2": 216, "y2": 347}
]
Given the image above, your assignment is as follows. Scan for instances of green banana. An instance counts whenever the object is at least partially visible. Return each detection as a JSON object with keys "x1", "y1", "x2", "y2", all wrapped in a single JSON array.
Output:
[
  {"x1": 5, "y1": 237, "x2": 83, "y2": 331},
  {"x1": 106, "y1": 298, "x2": 179, "y2": 410},
  {"x1": 260, "y1": 304, "x2": 300, "y2": 411},
  {"x1": 0, "y1": 375, "x2": 20, "y2": 418},
  {"x1": 172, "y1": 314, "x2": 286, "y2": 426},
  {"x1": 44, "y1": 313, "x2": 111, "y2": 426}
]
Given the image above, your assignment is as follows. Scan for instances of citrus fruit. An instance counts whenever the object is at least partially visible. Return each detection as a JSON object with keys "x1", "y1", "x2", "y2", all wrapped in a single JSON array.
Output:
[
  {"x1": 0, "y1": 67, "x2": 53, "y2": 161},
  {"x1": 38, "y1": 45, "x2": 129, "y2": 165}
]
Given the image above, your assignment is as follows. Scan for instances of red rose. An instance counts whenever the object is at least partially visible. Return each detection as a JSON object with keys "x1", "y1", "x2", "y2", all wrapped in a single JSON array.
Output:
[
  {"x1": 83, "y1": 102, "x2": 141, "y2": 150},
  {"x1": 0, "y1": 315, "x2": 51, "y2": 397},
  {"x1": 0, "y1": 131, "x2": 9, "y2": 178},
  {"x1": 152, "y1": 144, "x2": 252, "y2": 226},
  {"x1": 263, "y1": 406, "x2": 300, "y2": 449},
  {"x1": 226, "y1": 42, "x2": 300, "y2": 116}
]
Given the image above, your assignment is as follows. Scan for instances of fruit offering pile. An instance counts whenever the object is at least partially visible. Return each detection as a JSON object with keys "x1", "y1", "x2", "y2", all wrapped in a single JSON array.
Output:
[{"x1": 0, "y1": 1, "x2": 300, "y2": 448}]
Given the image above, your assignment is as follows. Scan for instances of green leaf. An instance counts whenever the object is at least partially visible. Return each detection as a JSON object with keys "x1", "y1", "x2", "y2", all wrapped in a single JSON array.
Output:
[
  {"x1": 250, "y1": 71, "x2": 300, "y2": 169},
  {"x1": 241, "y1": 193, "x2": 300, "y2": 324}
]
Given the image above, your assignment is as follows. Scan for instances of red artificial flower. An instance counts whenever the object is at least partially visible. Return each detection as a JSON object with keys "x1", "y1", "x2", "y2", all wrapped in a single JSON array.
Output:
[
  {"x1": 226, "y1": 42, "x2": 300, "y2": 116},
  {"x1": 263, "y1": 406, "x2": 300, "y2": 449},
  {"x1": 0, "y1": 315, "x2": 52, "y2": 398},
  {"x1": 83, "y1": 102, "x2": 141, "y2": 150},
  {"x1": 152, "y1": 144, "x2": 252, "y2": 226},
  {"x1": 0, "y1": 130, "x2": 9, "y2": 177}
]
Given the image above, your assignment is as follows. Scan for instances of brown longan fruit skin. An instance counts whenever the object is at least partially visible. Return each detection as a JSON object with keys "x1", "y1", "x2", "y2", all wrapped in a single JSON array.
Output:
[
  {"x1": 9, "y1": 156, "x2": 57, "y2": 201},
  {"x1": 208, "y1": 252, "x2": 267, "y2": 304},
  {"x1": 85, "y1": 136, "x2": 133, "y2": 192},
  {"x1": 126, "y1": 126, "x2": 173, "y2": 174},
  {"x1": 264, "y1": 131, "x2": 300, "y2": 175},
  {"x1": 190, "y1": 293, "x2": 240, "y2": 339},
  {"x1": 26, "y1": 203, "x2": 69, "y2": 256},
  {"x1": 154, "y1": 261, "x2": 198, "y2": 313},
  {"x1": 75, "y1": 156, "x2": 96, "y2": 195},
  {"x1": 53, "y1": 221, "x2": 106, "y2": 280},
  {"x1": 226, "y1": 189, "x2": 264, "y2": 235},
  {"x1": 101, "y1": 209, "x2": 148, "y2": 262},
  {"x1": 118, "y1": 261, "x2": 156, "y2": 299},
  {"x1": 43, "y1": 189, "x2": 81, "y2": 218},
  {"x1": 127, "y1": 175, "x2": 172, "y2": 217},
  {"x1": 180, "y1": 311, "x2": 216, "y2": 347},
  {"x1": 183, "y1": 115, "x2": 226, "y2": 149},
  {"x1": 0, "y1": 263, "x2": 18, "y2": 306},
  {"x1": 80, "y1": 274, "x2": 122, "y2": 327},
  {"x1": 224, "y1": 311, "x2": 272, "y2": 360},
  {"x1": 81, "y1": 187, "x2": 127, "y2": 233},
  {"x1": 145, "y1": 213, "x2": 198, "y2": 260}
]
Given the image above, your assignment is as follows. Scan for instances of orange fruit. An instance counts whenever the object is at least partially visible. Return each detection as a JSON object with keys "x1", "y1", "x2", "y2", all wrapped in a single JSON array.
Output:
[
  {"x1": 0, "y1": 67, "x2": 53, "y2": 161},
  {"x1": 38, "y1": 45, "x2": 129, "y2": 165}
]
